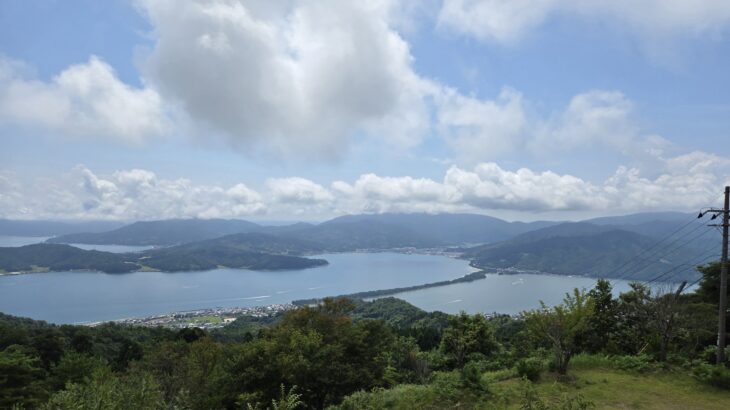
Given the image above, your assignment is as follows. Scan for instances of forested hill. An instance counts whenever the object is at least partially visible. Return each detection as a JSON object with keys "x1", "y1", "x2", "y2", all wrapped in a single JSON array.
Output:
[
  {"x1": 0, "y1": 219, "x2": 125, "y2": 237},
  {"x1": 136, "y1": 233, "x2": 328, "y2": 272},
  {"x1": 0, "y1": 235, "x2": 328, "y2": 274},
  {"x1": 0, "y1": 244, "x2": 135, "y2": 273},
  {"x1": 46, "y1": 219, "x2": 262, "y2": 246},
  {"x1": 278, "y1": 219, "x2": 444, "y2": 250},
  {"x1": 464, "y1": 227, "x2": 703, "y2": 281},
  {"x1": 321, "y1": 213, "x2": 557, "y2": 245}
]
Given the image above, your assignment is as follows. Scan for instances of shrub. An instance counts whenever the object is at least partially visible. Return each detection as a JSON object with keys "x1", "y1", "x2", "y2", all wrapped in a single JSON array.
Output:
[
  {"x1": 516, "y1": 358, "x2": 544, "y2": 382},
  {"x1": 611, "y1": 355, "x2": 654, "y2": 373},
  {"x1": 569, "y1": 354, "x2": 613, "y2": 369},
  {"x1": 460, "y1": 361, "x2": 489, "y2": 392},
  {"x1": 693, "y1": 364, "x2": 730, "y2": 390}
]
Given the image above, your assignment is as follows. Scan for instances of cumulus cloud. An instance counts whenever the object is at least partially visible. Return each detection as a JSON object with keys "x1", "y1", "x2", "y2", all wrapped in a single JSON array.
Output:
[
  {"x1": 1, "y1": 166, "x2": 265, "y2": 220},
  {"x1": 0, "y1": 56, "x2": 168, "y2": 143},
  {"x1": 530, "y1": 90, "x2": 638, "y2": 155},
  {"x1": 0, "y1": 0, "x2": 683, "y2": 165},
  {"x1": 3, "y1": 154, "x2": 727, "y2": 220},
  {"x1": 434, "y1": 88, "x2": 661, "y2": 163},
  {"x1": 436, "y1": 87, "x2": 526, "y2": 162},
  {"x1": 137, "y1": 0, "x2": 432, "y2": 158},
  {"x1": 266, "y1": 177, "x2": 334, "y2": 204},
  {"x1": 438, "y1": 0, "x2": 730, "y2": 44}
]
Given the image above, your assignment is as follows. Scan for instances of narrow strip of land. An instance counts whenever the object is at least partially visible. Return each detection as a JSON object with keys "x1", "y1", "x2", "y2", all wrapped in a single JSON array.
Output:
[{"x1": 292, "y1": 270, "x2": 491, "y2": 305}]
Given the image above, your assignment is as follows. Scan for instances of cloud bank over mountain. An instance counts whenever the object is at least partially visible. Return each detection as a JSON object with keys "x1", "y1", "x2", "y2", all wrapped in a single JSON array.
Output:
[{"x1": 2, "y1": 149, "x2": 727, "y2": 220}]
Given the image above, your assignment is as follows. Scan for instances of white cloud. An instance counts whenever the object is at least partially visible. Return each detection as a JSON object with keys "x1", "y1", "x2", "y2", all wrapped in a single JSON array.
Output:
[
  {"x1": 434, "y1": 88, "x2": 660, "y2": 163},
  {"x1": 0, "y1": 1, "x2": 682, "y2": 166},
  {"x1": 530, "y1": 90, "x2": 638, "y2": 155},
  {"x1": 438, "y1": 0, "x2": 730, "y2": 44},
  {"x1": 6, "y1": 166, "x2": 265, "y2": 220},
  {"x1": 1, "y1": 155, "x2": 729, "y2": 220},
  {"x1": 438, "y1": 0, "x2": 558, "y2": 44},
  {"x1": 266, "y1": 177, "x2": 334, "y2": 204},
  {"x1": 137, "y1": 0, "x2": 432, "y2": 158},
  {"x1": 0, "y1": 56, "x2": 167, "y2": 143},
  {"x1": 436, "y1": 87, "x2": 526, "y2": 162}
]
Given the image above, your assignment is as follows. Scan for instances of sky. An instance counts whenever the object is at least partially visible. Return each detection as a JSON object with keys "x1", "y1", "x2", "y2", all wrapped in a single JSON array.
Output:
[{"x1": 1, "y1": 0, "x2": 730, "y2": 222}]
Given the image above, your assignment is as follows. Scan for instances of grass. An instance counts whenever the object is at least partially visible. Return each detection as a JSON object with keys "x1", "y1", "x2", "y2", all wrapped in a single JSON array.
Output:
[
  {"x1": 188, "y1": 315, "x2": 223, "y2": 324},
  {"x1": 498, "y1": 367, "x2": 730, "y2": 410},
  {"x1": 332, "y1": 362, "x2": 730, "y2": 409}
]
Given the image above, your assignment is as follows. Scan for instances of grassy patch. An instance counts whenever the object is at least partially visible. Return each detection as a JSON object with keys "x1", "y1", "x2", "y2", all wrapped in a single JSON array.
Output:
[
  {"x1": 188, "y1": 315, "x2": 223, "y2": 324},
  {"x1": 498, "y1": 367, "x2": 730, "y2": 410},
  {"x1": 334, "y1": 365, "x2": 730, "y2": 409}
]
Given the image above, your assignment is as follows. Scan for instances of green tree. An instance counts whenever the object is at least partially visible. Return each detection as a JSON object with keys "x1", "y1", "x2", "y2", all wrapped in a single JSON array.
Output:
[
  {"x1": 439, "y1": 312, "x2": 500, "y2": 368},
  {"x1": 524, "y1": 289, "x2": 594, "y2": 375},
  {"x1": 585, "y1": 279, "x2": 618, "y2": 353},
  {"x1": 695, "y1": 262, "x2": 725, "y2": 305},
  {"x1": 49, "y1": 352, "x2": 105, "y2": 390},
  {"x1": 245, "y1": 384, "x2": 304, "y2": 410},
  {"x1": 224, "y1": 298, "x2": 393, "y2": 409},
  {"x1": 40, "y1": 367, "x2": 164, "y2": 410},
  {"x1": 614, "y1": 283, "x2": 654, "y2": 355},
  {"x1": 0, "y1": 345, "x2": 47, "y2": 409}
]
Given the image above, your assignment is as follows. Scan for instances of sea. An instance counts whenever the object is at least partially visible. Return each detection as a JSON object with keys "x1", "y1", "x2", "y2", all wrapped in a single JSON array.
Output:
[{"x1": 0, "y1": 235, "x2": 669, "y2": 324}]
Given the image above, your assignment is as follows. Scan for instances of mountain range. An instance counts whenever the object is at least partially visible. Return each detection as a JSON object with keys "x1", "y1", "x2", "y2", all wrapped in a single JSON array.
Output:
[{"x1": 0, "y1": 212, "x2": 716, "y2": 280}]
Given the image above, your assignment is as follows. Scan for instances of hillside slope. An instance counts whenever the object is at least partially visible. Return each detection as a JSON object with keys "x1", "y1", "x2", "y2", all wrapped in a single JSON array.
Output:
[
  {"x1": 46, "y1": 219, "x2": 262, "y2": 246},
  {"x1": 465, "y1": 228, "x2": 703, "y2": 281}
]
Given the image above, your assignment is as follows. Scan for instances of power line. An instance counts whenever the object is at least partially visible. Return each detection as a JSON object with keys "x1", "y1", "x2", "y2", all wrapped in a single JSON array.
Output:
[
  {"x1": 644, "y1": 251, "x2": 719, "y2": 286},
  {"x1": 611, "y1": 225, "x2": 715, "y2": 282},
  {"x1": 593, "y1": 216, "x2": 705, "y2": 280}
]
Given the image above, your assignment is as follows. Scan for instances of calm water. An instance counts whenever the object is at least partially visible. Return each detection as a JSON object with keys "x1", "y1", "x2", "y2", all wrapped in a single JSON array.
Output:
[
  {"x1": 67, "y1": 243, "x2": 154, "y2": 253},
  {"x1": 0, "y1": 252, "x2": 469, "y2": 324},
  {"x1": 0, "y1": 247, "x2": 686, "y2": 323},
  {"x1": 390, "y1": 274, "x2": 649, "y2": 315}
]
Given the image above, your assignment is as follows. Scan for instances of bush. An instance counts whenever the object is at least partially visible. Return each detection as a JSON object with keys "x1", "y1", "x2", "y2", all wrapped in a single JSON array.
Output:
[
  {"x1": 569, "y1": 354, "x2": 613, "y2": 369},
  {"x1": 693, "y1": 364, "x2": 730, "y2": 390},
  {"x1": 460, "y1": 361, "x2": 489, "y2": 392},
  {"x1": 699, "y1": 345, "x2": 730, "y2": 365},
  {"x1": 516, "y1": 358, "x2": 544, "y2": 382},
  {"x1": 611, "y1": 355, "x2": 654, "y2": 373}
]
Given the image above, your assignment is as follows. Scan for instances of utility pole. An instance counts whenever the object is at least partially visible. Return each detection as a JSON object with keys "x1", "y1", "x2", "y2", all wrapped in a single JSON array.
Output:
[
  {"x1": 719, "y1": 186, "x2": 729, "y2": 365},
  {"x1": 700, "y1": 186, "x2": 729, "y2": 364}
]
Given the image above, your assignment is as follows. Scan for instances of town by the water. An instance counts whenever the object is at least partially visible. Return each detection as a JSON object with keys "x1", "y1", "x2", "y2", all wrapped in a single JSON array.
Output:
[{"x1": 88, "y1": 303, "x2": 297, "y2": 329}]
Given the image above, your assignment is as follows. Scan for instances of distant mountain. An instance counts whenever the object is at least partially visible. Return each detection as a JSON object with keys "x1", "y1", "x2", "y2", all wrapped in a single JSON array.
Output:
[
  {"x1": 493, "y1": 222, "x2": 618, "y2": 246},
  {"x1": 191, "y1": 232, "x2": 326, "y2": 255},
  {"x1": 47, "y1": 219, "x2": 262, "y2": 246},
  {"x1": 584, "y1": 212, "x2": 692, "y2": 226},
  {"x1": 277, "y1": 219, "x2": 445, "y2": 250},
  {"x1": 465, "y1": 227, "x2": 704, "y2": 281},
  {"x1": 0, "y1": 220, "x2": 126, "y2": 237},
  {"x1": 45, "y1": 213, "x2": 558, "y2": 248},
  {"x1": 322, "y1": 213, "x2": 557, "y2": 245},
  {"x1": 0, "y1": 233, "x2": 328, "y2": 274},
  {"x1": 0, "y1": 244, "x2": 135, "y2": 273}
]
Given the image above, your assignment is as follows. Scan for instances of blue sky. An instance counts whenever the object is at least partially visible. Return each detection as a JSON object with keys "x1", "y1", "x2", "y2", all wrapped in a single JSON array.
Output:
[{"x1": 1, "y1": 0, "x2": 730, "y2": 221}]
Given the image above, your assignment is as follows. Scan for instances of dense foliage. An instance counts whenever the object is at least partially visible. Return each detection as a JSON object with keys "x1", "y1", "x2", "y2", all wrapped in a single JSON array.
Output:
[{"x1": 1, "y1": 263, "x2": 729, "y2": 409}]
